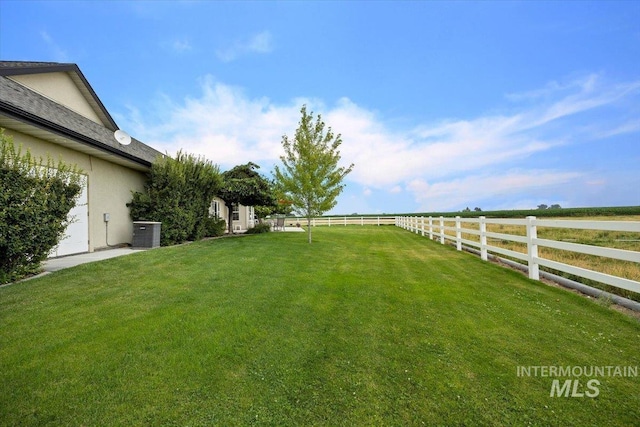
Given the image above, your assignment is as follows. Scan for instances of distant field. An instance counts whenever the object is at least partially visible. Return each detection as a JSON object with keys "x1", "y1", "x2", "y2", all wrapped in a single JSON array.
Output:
[
  {"x1": 414, "y1": 205, "x2": 640, "y2": 219},
  {"x1": 1, "y1": 227, "x2": 638, "y2": 425},
  {"x1": 320, "y1": 205, "x2": 640, "y2": 219}
]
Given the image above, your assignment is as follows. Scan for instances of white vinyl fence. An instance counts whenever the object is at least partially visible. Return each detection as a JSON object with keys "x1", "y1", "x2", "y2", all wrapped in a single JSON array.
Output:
[
  {"x1": 300, "y1": 216, "x2": 397, "y2": 226},
  {"x1": 397, "y1": 216, "x2": 640, "y2": 295}
]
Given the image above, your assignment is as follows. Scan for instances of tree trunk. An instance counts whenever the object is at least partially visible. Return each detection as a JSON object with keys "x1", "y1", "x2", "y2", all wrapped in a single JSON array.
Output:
[
  {"x1": 307, "y1": 216, "x2": 312, "y2": 243},
  {"x1": 228, "y1": 205, "x2": 234, "y2": 234}
]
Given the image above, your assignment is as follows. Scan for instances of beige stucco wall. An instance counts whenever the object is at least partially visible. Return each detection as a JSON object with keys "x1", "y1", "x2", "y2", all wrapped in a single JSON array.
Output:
[
  {"x1": 9, "y1": 73, "x2": 103, "y2": 125},
  {"x1": 211, "y1": 197, "x2": 255, "y2": 232},
  {"x1": 6, "y1": 129, "x2": 146, "y2": 251}
]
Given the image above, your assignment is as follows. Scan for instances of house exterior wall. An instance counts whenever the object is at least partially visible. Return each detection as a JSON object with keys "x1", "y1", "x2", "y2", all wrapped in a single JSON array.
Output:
[
  {"x1": 6, "y1": 128, "x2": 146, "y2": 251},
  {"x1": 210, "y1": 197, "x2": 255, "y2": 232},
  {"x1": 8, "y1": 73, "x2": 103, "y2": 125}
]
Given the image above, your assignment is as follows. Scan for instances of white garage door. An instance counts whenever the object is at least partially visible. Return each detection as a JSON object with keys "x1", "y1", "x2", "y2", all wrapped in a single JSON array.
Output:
[{"x1": 49, "y1": 176, "x2": 89, "y2": 257}]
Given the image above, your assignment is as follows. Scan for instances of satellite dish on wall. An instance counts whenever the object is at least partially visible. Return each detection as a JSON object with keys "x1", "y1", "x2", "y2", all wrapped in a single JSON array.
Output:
[{"x1": 114, "y1": 129, "x2": 132, "y2": 146}]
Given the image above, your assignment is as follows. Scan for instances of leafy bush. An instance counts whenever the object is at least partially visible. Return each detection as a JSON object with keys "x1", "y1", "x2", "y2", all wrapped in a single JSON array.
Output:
[
  {"x1": 204, "y1": 216, "x2": 226, "y2": 237},
  {"x1": 0, "y1": 130, "x2": 82, "y2": 283},
  {"x1": 128, "y1": 150, "x2": 222, "y2": 246},
  {"x1": 245, "y1": 222, "x2": 272, "y2": 234}
]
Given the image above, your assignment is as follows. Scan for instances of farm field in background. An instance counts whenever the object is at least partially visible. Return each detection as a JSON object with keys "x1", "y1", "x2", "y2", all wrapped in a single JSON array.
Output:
[{"x1": 1, "y1": 227, "x2": 638, "y2": 425}]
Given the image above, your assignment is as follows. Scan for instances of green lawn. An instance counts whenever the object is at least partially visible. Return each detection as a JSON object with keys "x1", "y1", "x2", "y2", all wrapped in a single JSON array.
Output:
[{"x1": 1, "y1": 227, "x2": 638, "y2": 426}]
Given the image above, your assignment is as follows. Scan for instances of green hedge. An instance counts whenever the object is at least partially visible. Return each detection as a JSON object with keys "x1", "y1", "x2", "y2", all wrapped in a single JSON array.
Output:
[
  {"x1": 204, "y1": 216, "x2": 226, "y2": 238},
  {"x1": 0, "y1": 130, "x2": 82, "y2": 284},
  {"x1": 128, "y1": 150, "x2": 222, "y2": 246}
]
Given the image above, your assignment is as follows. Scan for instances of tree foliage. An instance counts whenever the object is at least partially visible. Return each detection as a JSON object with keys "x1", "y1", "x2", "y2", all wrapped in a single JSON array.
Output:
[
  {"x1": 273, "y1": 105, "x2": 354, "y2": 243},
  {"x1": 128, "y1": 150, "x2": 222, "y2": 246},
  {"x1": 0, "y1": 130, "x2": 83, "y2": 283},
  {"x1": 218, "y1": 162, "x2": 277, "y2": 234}
]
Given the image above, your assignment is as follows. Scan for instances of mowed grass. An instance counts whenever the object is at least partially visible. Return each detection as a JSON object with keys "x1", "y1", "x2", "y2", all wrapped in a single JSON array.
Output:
[
  {"x1": 438, "y1": 215, "x2": 640, "y2": 300},
  {"x1": 1, "y1": 227, "x2": 639, "y2": 426}
]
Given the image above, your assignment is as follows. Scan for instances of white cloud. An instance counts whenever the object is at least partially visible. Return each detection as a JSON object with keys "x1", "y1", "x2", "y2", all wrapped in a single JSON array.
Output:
[
  {"x1": 216, "y1": 31, "x2": 273, "y2": 62},
  {"x1": 406, "y1": 170, "x2": 582, "y2": 212},
  {"x1": 121, "y1": 73, "x2": 640, "y2": 212},
  {"x1": 40, "y1": 30, "x2": 69, "y2": 62},
  {"x1": 171, "y1": 38, "x2": 192, "y2": 52},
  {"x1": 125, "y1": 75, "x2": 303, "y2": 167},
  {"x1": 594, "y1": 119, "x2": 640, "y2": 138}
]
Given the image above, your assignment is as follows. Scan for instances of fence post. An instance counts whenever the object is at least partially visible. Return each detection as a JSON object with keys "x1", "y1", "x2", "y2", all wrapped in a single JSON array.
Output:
[
  {"x1": 456, "y1": 216, "x2": 462, "y2": 251},
  {"x1": 328, "y1": 217, "x2": 331, "y2": 227},
  {"x1": 439, "y1": 216, "x2": 445, "y2": 244},
  {"x1": 479, "y1": 216, "x2": 487, "y2": 261},
  {"x1": 428, "y1": 216, "x2": 433, "y2": 240},
  {"x1": 361, "y1": 217, "x2": 364, "y2": 226},
  {"x1": 421, "y1": 216, "x2": 425, "y2": 236},
  {"x1": 526, "y1": 216, "x2": 540, "y2": 280},
  {"x1": 378, "y1": 216, "x2": 380, "y2": 226}
]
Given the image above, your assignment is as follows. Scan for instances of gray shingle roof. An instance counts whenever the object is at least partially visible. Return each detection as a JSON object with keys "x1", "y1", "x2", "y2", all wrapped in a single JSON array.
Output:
[{"x1": 0, "y1": 61, "x2": 163, "y2": 167}]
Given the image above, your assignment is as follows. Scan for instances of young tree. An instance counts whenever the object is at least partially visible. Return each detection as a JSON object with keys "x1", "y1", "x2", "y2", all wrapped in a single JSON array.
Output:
[
  {"x1": 218, "y1": 162, "x2": 277, "y2": 234},
  {"x1": 274, "y1": 105, "x2": 354, "y2": 243}
]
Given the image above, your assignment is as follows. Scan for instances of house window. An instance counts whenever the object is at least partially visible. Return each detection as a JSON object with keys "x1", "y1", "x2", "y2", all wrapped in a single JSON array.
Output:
[
  {"x1": 248, "y1": 206, "x2": 255, "y2": 227},
  {"x1": 232, "y1": 204, "x2": 239, "y2": 221},
  {"x1": 211, "y1": 200, "x2": 221, "y2": 219}
]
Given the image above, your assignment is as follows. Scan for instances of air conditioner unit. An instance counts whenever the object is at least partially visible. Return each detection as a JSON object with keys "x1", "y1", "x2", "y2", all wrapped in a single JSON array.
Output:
[{"x1": 133, "y1": 222, "x2": 161, "y2": 248}]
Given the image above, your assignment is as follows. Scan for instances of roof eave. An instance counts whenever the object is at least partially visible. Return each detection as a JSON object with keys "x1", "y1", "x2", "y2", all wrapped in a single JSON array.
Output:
[
  {"x1": 0, "y1": 62, "x2": 119, "y2": 131},
  {"x1": 0, "y1": 101, "x2": 154, "y2": 170}
]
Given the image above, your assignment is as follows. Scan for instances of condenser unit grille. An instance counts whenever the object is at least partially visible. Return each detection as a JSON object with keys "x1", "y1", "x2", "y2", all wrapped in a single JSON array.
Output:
[{"x1": 133, "y1": 222, "x2": 161, "y2": 248}]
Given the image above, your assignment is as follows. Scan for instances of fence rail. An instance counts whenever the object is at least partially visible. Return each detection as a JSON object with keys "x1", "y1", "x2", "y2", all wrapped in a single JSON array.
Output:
[
  {"x1": 396, "y1": 215, "x2": 640, "y2": 295},
  {"x1": 301, "y1": 216, "x2": 397, "y2": 226}
]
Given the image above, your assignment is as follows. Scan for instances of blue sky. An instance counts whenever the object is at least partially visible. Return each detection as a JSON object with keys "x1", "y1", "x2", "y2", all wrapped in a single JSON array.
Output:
[{"x1": 1, "y1": 1, "x2": 639, "y2": 214}]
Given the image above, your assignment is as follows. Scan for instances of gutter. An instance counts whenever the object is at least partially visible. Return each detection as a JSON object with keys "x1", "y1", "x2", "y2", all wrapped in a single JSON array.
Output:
[{"x1": 0, "y1": 102, "x2": 153, "y2": 168}]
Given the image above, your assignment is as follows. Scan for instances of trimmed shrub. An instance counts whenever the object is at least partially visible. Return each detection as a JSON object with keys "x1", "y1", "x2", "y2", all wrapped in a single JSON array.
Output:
[
  {"x1": 204, "y1": 216, "x2": 226, "y2": 237},
  {"x1": 0, "y1": 130, "x2": 82, "y2": 283},
  {"x1": 245, "y1": 222, "x2": 272, "y2": 234}
]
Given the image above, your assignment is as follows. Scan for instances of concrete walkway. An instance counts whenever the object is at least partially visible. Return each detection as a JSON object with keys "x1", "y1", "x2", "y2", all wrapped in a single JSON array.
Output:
[
  {"x1": 281, "y1": 226, "x2": 305, "y2": 232},
  {"x1": 42, "y1": 248, "x2": 146, "y2": 273}
]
